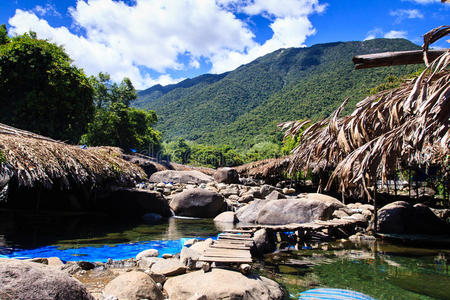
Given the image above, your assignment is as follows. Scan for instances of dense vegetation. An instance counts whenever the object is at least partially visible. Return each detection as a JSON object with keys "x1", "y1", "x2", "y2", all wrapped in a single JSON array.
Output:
[
  {"x1": 81, "y1": 73, "x2": 161, "y2": 153},
  {"x1": 0, "y1": 27, "x2": 94, "y2": 143},
  {"x1": 135, "y1": 39, "x2": 422, "y2": 149},
  {"x1": 0, "y1": 28, "x2": 161, "y2": 152}
]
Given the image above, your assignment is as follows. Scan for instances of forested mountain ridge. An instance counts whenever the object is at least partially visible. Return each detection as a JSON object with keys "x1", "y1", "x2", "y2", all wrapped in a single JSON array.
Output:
[{"x1": 134, "y1": 38, "x2": 421, "y2": 148}]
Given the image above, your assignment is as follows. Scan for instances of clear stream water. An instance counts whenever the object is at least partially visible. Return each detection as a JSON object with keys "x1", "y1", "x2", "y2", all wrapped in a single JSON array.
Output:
[{"x1": 0, "y1": 211, "x2": 449, "y2": 300}]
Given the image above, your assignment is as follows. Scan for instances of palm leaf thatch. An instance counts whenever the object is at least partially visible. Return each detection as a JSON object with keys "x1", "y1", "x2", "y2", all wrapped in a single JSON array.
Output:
[
  {"x1": 235, "y1": 157, "x2": 290, "y2": 179},
  {"x1": 284, "y1": 26, "x2": 449, "y2": 199},
  {"x1": 0, "y1": 123, "x2": 146, "y2": 191}
]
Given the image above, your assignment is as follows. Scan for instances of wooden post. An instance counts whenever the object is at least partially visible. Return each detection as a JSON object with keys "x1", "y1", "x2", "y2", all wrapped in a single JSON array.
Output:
[
  {"x1": 373, "y1": 179, "x2": 378, "y2": 235},
  {"x1": 394, "y1": 172, "x2": 398, "y2": 197},
  {"x1": 408, "y1": 169, "x2": 412, "y2": 200}
]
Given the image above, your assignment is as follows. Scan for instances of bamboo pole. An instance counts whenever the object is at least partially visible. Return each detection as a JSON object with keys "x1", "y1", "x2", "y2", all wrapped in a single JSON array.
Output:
[
  {"x1": 373, "y1": 179, "x2": 378, "y2": 235},
  {"x1": 353, "y1": 49, "x2": 447, "y2": 69}
]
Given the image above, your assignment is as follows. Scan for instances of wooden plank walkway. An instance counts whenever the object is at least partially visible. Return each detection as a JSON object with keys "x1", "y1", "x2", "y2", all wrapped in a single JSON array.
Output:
[{"x1": 199, "y1": 230, "x2": 254, "y2": 264}]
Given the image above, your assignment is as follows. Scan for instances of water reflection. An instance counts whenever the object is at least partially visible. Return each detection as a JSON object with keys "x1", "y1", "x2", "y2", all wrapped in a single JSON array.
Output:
[{"x1": 260, "y1": 240, "x2": 450, "y2": 300}]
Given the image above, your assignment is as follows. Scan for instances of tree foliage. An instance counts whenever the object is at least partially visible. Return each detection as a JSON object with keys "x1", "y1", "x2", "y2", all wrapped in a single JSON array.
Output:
[
  {"x1": 0, "y1": 30, "x2": 94, "y2": 143},
  {"x1": 81, "y1": 74, "x2": 161, "y2": 153}
]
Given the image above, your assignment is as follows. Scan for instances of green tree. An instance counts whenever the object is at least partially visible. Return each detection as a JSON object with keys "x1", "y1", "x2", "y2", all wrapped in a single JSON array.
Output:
[
  {"x1": 0, "y1": 31, "x2": 94, "y2": 143},
  {"x1": 0, "y1": 25, "x2": 9, "y2": 45},
  {"x1": 81, "y1": 74, "x2": 161, "y2": 153}
]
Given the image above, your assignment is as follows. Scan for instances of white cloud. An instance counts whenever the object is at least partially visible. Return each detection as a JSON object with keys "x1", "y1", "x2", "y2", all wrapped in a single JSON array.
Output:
[
  {"x1": 33, "y1": 3, "x2": 61, "y2": 17},
  {"x1": 390, "y1": 9, "x2": 423, "y2": 23},
  {"x1": 364, "y1": 28, "x2": 383, "y2": 40},
  {"x1": 384, "y1": 30, "x2": 408, "y2": 39},
  {"x1": 364, "y1": 28, "x2": 408, "y2": 40},
  {"x1": 8, "y1": 0, "x2": 325, "y2": 89}
]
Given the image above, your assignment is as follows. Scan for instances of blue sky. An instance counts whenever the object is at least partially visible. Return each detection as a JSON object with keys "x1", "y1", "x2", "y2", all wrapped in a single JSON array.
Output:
[{"x1": 0, "y1": 0, "x2": 448, "y2": 89}]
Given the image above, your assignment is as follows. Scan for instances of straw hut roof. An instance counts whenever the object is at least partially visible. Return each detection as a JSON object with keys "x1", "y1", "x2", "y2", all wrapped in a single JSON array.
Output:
[
  {"x1": 283, "y1": 26, "x2": 449, "y2": 198},
  {"x1": 0, "y1": 123, "x2": 146, "y2": 191},
  {"x1": 235, "y1": 157, "x2": 290, "y2": 179}
]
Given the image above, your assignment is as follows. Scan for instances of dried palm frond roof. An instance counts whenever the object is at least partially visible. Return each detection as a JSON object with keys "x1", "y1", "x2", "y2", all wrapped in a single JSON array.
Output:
[
  {"x1": 0, "y1": 123, "x2": 146, "y2": 190},
  {"x1": 235, "y1": 157, "x2": 290, "y2": 178},
  {"x1": 283, "y1": 26, "x2": 449, "y2": 199}
]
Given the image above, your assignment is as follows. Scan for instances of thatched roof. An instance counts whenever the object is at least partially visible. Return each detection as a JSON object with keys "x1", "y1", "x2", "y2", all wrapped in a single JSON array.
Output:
[
  {"x1": 283, "y1": 26, "x2": 449, "y2": 198},
  {"x1": 235, "y1": 157, "x2": 290, "y2": 178},
  {"x1": 0, "y1": 123, "x2": 146, "y2": 190}
]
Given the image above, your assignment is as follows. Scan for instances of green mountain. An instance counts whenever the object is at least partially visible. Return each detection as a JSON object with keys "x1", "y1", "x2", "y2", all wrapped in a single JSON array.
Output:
[{"x1": 134, "y1": 39, "x2": 421, "y2": 148}]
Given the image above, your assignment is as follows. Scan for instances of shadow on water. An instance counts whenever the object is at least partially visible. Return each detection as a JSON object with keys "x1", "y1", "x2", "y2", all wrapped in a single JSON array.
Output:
[{"x1": 0, "y1": 210, "x2": 219, "y2": 250}]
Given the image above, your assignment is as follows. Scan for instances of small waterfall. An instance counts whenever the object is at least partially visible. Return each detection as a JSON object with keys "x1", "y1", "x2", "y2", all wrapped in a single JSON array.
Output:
[{"x1": 170, "y1": 208, "x2": 176, "y2": 217}]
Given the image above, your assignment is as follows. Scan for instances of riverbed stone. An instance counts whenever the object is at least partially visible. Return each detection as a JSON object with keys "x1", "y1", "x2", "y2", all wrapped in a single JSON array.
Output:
[
  {"x1": 180, "y1": 247, "x2": 201, "y2": 269},
  {"x1": 103, "y1": 271, "x2": 163, "y2": 300},
  {"x1": 377, "y1": 201, "x2": 449, "y2": 234},
  {"x1": 260, "y1": 184, "x2": 276, "y2": 197},
  {"x1": 170, "y1": 188, "x2": 226, "y2": 218},
  {"x1": 0, "y1": 258, "x2": 94, "y2": 300},
  {"x1": 213, "y1": 167, "x2": 240, "y2": 184},
  {"x1": 257, "y1": 194, "x2": 345, "y2": 225},
  {"x1": 136, "y1": 249, "x2": 159, "y2": 260},
  {"x1": 235, "y1": 199, "x2": 268, "y2": 224},
  {"x1": 265, "y1": 190, "x2": 286, "y2": 200},
  {"x1": 164, "y1": 268, "x2": 284, "y2": 300},
  {"x1": 149, "y1": 170, "x2": 213, "y2": 184},
  {"x1": 253, "y1": 229, "x2": 273, "y2": 255},
  {"x1": 214, "y1": 211, "x2": 237, "y2": 223},
  {"x1": 150, "y1": 258, "x2": 186, "y2": 276}
]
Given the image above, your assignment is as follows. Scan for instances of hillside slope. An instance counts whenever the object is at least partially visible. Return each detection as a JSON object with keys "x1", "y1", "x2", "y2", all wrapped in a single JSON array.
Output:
[{"x1": 135, "y1": 39, "x2": 421, "y2": 147}]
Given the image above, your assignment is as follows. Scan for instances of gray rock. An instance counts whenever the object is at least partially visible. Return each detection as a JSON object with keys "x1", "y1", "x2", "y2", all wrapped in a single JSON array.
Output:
[
  {"x1": 257, "y1": 194, "x2": 345, "y2": 225},
  {"x1": 136, "y1": 249, "x2": 159, "y2": 260},
  {"x1": 332, "y1": 209, "x2": 349, "y2": 219},
  {"x1": 239, "y1": 194, "x2": 254, "y2": 203},
  {"x1": 221, "y1": 187, "x2": 240, "y2": 198},
  {"x1": 164, "y1": 268, "x2": 284, "y2": 300},
  {"x1": 150, "y1": 258, "x2": 187, "y2": 276},
  {"x1": 260, "y1": 184, "x2": 276, "y2": 197},
  {"x1": 149, "y1": 170, "x2": 213, "y2": 184},
  {"x1": 377, "y1": 201, "x2": 449, "y2": 234},
  {"x1": 180, "y1": 247, "x2": 201, "y2": 269},
  {"x1": 0, "y1": 258, "x2": 94, "y2": 300},
  {"x1": 170, "y1": 188, "x2": 226, "y2": 218},
  {"x1": 265, "y1": 190, "x2": 286, "y2": 200},
  {"x1": 253, "y1": 229, "x2": 273, "y2": 254},
  {"x1": 103, "y1": 271, "x2": 163, "y2": 300},
  {"x1": 138, "y1": 257, "x2": 162, "y2": 269},
  {"x1": 213, "y1": 211, "x2": 237, "y2": 223},
  {"x1": 235, "y1": 199, "x2": 267, "y2": 224},
  {"x1": 213, "y1": 167, "x2": 240, "y2": 184}
]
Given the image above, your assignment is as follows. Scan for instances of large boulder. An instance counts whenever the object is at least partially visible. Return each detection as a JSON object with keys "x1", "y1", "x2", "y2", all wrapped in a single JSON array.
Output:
[
  {"x1": 170, "y1": 188, "x2": 225, "y2": 218},
  {"x1": 149, "y1": 170, "x2": 213, "y2": 184},
  {"x1": 253, "y1": 229, "x2": 274, "y2": 255},
  {"x1": 213, "y1": 167, "x2": 240, "y2": 184},
  {"x1": 214, "y1": 211, "x2": 237, "y2": 223},
  {"x1": 164, "y1": 268, "x2": 284, "y2": 300},
  {"x1": 103, "y1": 271, "x2": 164, "y2": 300},
  {"x1": 377, "y1": 201, "x2": 449, "y2": 234},
  {"x1": 235, "y1": 200, "x2": 268, "y2": 224},
  {"x1": 257, "y1": 194, "x2": 345, "y2": 225},
  {"x1": 0, "y1": 258, "x2": 94, "y2": 300},
  {"x1": 97, "y1": 188, "x2": 171, "y2": 217},
  {"x1": 150, "y1": 258, "x2": 186, "y2": 276}
]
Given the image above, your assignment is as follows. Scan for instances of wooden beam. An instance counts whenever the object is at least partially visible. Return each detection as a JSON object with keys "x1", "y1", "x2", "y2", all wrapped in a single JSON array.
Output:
[{"x1": 352, "y1": 49, "x2": 447, "y2": 69}]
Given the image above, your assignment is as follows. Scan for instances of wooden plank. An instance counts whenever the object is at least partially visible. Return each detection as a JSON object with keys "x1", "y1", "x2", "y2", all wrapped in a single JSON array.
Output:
[
  {"x1": 210, "y1": 244, "x2": 251, "y2": 250},
  {"x1": 223, "y1": 229, "x2": 253, "y2": 234},
  {"x1": 220, "y1": 233, "x2": 252, "y2": 237},
  {"x1": 199, "y1": 256, "x2": 253, "y2": 263},
  {"x1": 218, "y1": 236, "x2": 254, "y2": 241},
  {"x1": 352, "y1": 49, "x2": 447, "y2": 69},
  {"x1": 203, "y1": 252, "x2": 251, "y2": 258},
  {"x1": 203, "y1": 248, "x2": 251, "y2": 255}
]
